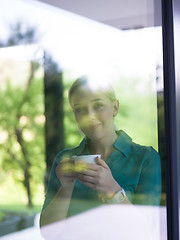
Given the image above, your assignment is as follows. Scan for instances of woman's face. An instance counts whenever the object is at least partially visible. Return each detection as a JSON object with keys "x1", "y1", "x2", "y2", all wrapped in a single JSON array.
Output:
[{"x1": 70, "y1": 85, "x2": 119, "y2": 141}]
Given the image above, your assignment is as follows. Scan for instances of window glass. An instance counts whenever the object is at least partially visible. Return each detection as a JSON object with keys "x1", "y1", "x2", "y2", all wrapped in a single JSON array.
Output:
[{"x1": 0, "y1": 0, "x2": 167, "y2": 239}]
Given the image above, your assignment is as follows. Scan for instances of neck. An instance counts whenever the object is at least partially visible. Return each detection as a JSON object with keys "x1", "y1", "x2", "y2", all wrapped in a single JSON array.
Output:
[{"x1": 88, "y1": 131, "x2": 118, "y2": 161}]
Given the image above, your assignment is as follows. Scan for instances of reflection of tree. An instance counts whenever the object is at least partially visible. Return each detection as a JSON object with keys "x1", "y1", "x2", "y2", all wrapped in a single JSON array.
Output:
[
  {"x1": 44, "y1": 53, "x2": 64, "y2": 189},
  {"x1": 63, "y1": 79, "x2": 82, "y2": 149},
  {"x1": 0, "y1": 65, "x2": 44, "y2": 207},
  {"x1": 0, "y1": 21, "x2": 39, "y2": 47},
  {"x1": 0, "y1": 22, "x2": 44, "y2": 207}
]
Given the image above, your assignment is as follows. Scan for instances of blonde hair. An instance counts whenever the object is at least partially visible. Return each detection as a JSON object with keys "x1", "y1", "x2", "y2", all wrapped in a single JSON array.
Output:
[{"x1": 68, "y1": 76, "x2": 117, "y2": 105}]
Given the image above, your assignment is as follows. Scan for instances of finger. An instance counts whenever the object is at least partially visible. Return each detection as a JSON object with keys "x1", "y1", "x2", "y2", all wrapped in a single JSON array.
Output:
[
  {"x1": 61, "y1": 172, "x2": 76, "y2": 177},
  {"x1": 74, "y1": 162, "x2": 90, "y2": 173},
  {"x1": 79, "y1": 169, "x2": 97, "y2": 177},
  {"x1": 78, "y1": 179, "x2": 95, "y2": 189},
  {"x1": 59, "y1": 164, "x2": 74, "y2": 173},
  {"x1": 56, "y1": 169, "x2": 75, "y2": 178},
  {"x1": 95, "y1": 157, "x2": 109, "y2": 169},
  {"x1": 84, "y1": 163, "x2": 101, "y2": 171},
  {"x1": 60, "y1": 158, "x2": 71, "y2": 162},
  {"x1": 58, "y1": 159, "x2": 74, "y2": 168},
  {"x1": 61, "y1": 158, "x2": 74, "y2": 164},
  {"x1": 77, "y1": 174, "x2": 95, "y2": 183}
]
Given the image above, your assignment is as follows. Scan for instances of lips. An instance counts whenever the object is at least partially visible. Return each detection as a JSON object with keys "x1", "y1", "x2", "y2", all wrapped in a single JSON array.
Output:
[{"x1": 89, "y1": 124, "x2": 100, "y2": 130}]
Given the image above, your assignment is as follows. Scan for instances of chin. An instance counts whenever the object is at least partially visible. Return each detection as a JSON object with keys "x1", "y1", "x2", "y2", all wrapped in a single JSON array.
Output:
[
  {"x1": 87, "y1": 132, "x2": 105, "y2": 141},
  {"x1": 81, "y1": 127, "x2": 105, "y2": 140}
]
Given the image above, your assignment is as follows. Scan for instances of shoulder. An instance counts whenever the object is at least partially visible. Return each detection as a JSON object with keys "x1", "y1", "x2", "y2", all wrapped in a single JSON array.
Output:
[
  {"x1": 117, "y1": 130, "x2": 159, "y2": 160},
  {"x1": 131, "y1": 142, "x2": 159, "y2": 158},
  {"x1": 130, "y1": 142, "x2": 160, "y2": 170}
]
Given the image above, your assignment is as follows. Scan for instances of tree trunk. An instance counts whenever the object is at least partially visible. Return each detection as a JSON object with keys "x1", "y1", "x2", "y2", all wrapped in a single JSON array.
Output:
[
  {"x1": 24, "y1": 165, "x2": 33, "y2": 208},
  {"x1": 15, "y1": 127, "x2": 33, "y2": 207},
  {"x1": 44, "y1": 53, "x2": 64, "y2": 190}
]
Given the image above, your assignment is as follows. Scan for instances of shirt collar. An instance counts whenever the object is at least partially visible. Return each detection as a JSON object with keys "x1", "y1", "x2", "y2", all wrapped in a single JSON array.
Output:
[
  {"x1": 75, "y1": 130, "x2": 132, "y2": 157},
  {"x1": 74, "y1": 137, "x2": 89, "y2": 156},
  {"x1": 113, "y1": 130, "x2": 132, "y2": 157}
]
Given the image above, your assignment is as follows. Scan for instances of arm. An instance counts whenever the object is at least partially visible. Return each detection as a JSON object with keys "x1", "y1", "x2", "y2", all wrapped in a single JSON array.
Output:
[
  {"x1": 40, "y1": 184, "x2": 74, "y2": 227},
  {"x1": 40, "y1": 157, "x2": 76, "y2": 228}
]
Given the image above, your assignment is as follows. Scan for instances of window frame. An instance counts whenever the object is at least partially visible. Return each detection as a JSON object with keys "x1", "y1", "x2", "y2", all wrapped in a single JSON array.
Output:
[{"x1": 161, "y1": 0, "x2": 180, "y2": 239}]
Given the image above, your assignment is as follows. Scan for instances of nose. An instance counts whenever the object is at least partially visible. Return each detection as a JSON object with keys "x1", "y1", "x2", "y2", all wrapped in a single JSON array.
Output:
[
  {"x1": 78, "y1": 107, "x2": 97, "y2": 129},
  {"x1": 87, "y1": 108, "x2": 96, "y2": 121}
]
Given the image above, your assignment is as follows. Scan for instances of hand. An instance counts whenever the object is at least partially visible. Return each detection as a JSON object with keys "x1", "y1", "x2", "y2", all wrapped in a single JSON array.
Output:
[
  {"x1": 56, "y1": 158, "x2": 76, "y2": 187},
  {"x1": 76, "y1": 157, "x2": 121, "y2": 195}
]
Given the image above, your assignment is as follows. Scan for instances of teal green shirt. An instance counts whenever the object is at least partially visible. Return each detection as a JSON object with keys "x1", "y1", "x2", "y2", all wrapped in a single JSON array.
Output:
[{"x1": 42, "y1": 130, "x2": 161, "y2": 217}]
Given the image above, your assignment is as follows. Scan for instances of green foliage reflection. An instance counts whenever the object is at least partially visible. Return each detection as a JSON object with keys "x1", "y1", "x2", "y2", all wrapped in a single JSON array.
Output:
[{"x1": 0, "y1": 69, "x2": 45, "y2": 207}]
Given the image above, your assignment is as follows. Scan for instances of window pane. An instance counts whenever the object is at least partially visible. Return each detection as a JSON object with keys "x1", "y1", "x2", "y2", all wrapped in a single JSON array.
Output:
[{"x1": 0, "y1": 0, "x2": 167, "y2": 239}]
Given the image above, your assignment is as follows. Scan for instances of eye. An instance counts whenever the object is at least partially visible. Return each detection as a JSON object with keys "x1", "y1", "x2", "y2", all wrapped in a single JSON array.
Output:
[
  {"x1": 74, "y1": 107, "x2": 86, "y2": 114},
  {"x1": 74, "y1": 107, "x2": 82, "y2": 113},
  {"x1": 94, "y1": 103, "x2": 104, "y2": 110}
]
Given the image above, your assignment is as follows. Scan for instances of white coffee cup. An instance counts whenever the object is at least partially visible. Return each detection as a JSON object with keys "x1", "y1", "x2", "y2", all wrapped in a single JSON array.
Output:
[{"x1": 73, "y1": 155, "x2": 101, "y2": 164}]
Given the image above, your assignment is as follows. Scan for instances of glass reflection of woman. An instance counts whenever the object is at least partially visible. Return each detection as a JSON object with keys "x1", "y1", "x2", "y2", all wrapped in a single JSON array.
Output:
[{"x1": 40, "y1": 76, "x2": 161, "y2": 228}]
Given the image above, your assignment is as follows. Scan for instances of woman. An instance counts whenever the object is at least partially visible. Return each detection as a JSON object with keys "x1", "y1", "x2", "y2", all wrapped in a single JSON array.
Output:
[{"x1": 40, "y1": 76, "x2": 161, "y2": 227}]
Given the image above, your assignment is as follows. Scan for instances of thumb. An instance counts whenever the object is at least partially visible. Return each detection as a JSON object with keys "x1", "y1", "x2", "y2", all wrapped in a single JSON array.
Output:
[
  {"x1": 71, "y1": 155, "x2": 77, "y2": 163},
  {"x1": 95, "y1": 156, "x2": 109, "y2": 169}
]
